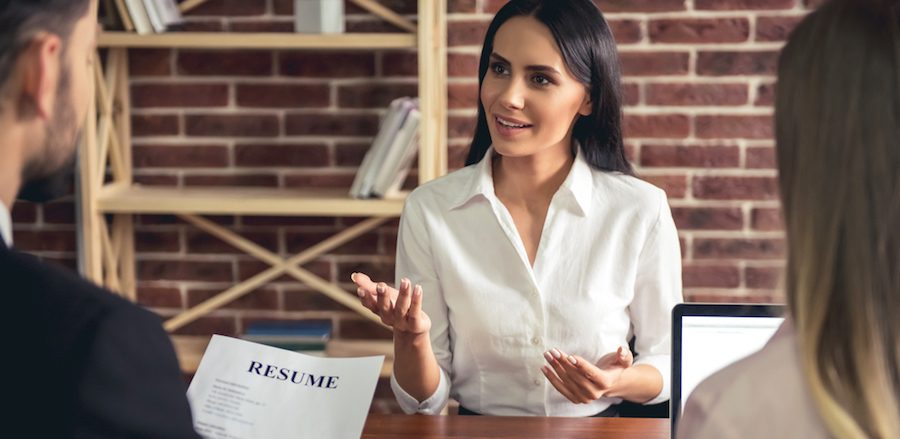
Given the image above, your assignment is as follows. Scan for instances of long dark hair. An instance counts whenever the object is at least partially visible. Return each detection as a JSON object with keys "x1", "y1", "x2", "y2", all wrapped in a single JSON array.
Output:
[
  {"x1": 775, "y1": 0, "x2": 900, "y2": 437},
  {"x1": 465, "y1": 0, "x2": 632, "y2": 175}
]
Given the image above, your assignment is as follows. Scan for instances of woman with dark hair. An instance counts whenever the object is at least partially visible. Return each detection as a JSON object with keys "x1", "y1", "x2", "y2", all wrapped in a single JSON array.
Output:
[
  {"x1": 352, "y1": 0, "x2": 682, "y2": 417},
  {"x1": 679, "y1": 0, "x2": 900, "y2": 437}
]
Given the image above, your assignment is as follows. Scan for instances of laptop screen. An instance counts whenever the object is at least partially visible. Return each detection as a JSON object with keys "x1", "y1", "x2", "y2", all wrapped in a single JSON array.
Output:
[{"x1": 671, "y1": 304, "x2": 785, "y2": 436}]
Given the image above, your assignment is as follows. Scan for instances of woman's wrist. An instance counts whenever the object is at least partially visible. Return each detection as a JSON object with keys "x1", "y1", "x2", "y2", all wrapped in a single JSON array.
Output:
[{"x1": 605, "y1": 364, "x2": 663, "y2": 403}]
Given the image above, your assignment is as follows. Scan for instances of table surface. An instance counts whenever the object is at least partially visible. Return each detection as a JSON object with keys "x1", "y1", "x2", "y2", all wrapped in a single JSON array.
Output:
[{"x1": 360, "y1": 414, "x2": 670, "y2": 438}]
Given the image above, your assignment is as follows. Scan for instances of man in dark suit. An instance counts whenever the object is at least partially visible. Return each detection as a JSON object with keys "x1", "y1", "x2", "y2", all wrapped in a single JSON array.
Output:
[{"x1": 0, "y1": 1, "x2": 200, "y2": 437}]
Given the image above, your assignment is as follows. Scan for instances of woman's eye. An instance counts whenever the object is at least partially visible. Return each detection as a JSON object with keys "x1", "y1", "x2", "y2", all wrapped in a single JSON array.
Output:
[
  {"x1": 491, "y1": 63, "x2": 508, "y2": 75},
  {"x1": 532, "y1": 75, "x2": 551, "y2": 86}
]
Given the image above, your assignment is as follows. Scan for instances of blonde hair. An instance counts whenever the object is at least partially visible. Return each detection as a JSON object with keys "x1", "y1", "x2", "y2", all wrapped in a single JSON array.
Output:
[{"x1": 775, "y1": 1, "x2": 900, "y2": 437}]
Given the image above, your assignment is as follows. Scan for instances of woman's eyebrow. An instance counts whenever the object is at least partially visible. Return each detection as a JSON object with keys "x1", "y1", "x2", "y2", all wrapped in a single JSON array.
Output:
[{"x1": 490, "y1": 52, "x2": 561, "y2": 75}]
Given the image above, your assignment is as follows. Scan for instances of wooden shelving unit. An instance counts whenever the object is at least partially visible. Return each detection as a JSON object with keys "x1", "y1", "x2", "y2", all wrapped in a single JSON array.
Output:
[{"x1": 78, "y1": 0, "x2": 447, "y2": 366}]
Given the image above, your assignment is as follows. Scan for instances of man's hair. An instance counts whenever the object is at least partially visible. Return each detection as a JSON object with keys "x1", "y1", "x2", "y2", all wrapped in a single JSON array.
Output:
[{"x1": 0, "y1": 0, "x2": 92, "y2": 93}]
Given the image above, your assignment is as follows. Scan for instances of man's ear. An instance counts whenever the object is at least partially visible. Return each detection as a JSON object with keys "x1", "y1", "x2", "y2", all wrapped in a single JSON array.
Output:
[{"x1": 18, "y1": 33, "x2": 62, "y2": 120}]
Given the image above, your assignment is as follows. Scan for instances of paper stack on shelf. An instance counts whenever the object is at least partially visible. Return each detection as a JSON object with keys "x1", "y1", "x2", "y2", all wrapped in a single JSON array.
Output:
[
  {"x1": 116, "y1": 0, "x2": 184, "y2": 34},
  {"x1": 240, "y1": 320, "x2": 333, "y2": 357},
  {"x1": 350, "y1": 97, "x2": 421, "y2": 199}
]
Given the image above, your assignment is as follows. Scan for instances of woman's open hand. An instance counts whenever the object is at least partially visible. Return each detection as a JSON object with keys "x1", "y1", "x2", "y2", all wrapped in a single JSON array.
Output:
[
  {"x1": 541, "y1": 346, "x2": 634, "y2": 404},
  {"x1": 351, "y1": 272, "x2": 431, "y2": 336}
]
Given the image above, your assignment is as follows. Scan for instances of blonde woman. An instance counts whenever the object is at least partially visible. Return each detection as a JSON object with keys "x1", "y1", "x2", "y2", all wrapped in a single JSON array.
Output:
[{"x1": 679, "y1": 0, "x2": 900, "y2": 437}]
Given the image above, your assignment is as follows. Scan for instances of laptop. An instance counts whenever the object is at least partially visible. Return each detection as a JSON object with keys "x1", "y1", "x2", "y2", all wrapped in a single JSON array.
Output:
[{"x1": 670, "y1": 303, "x2": 785, "y2": 437}]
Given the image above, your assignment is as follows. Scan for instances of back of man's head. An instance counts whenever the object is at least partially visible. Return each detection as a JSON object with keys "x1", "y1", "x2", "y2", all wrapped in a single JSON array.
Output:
[{"x1": 0, "y1": 0, "x2": 92, "y2": 103}]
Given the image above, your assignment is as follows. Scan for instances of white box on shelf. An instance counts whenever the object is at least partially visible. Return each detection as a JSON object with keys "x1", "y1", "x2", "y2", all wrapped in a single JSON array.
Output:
[{"x1": 294, "y1": 0, "x2": 345, "y2": 34}]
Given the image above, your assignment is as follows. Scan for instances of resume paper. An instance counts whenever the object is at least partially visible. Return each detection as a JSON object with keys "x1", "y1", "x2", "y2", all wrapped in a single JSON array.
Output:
[{"x1": 186, "y1": 335, "x2": 384, "y2": 439}]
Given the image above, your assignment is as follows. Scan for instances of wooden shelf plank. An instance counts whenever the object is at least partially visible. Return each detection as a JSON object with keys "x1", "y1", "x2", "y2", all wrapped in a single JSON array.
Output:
[
  {"x1": 97, "y1": 185, "x2": 406, "y2": 216},
  {"x1": 98, "y1": 32, "x2": 416, "y2": 49},
  {"x1": 172, "y1": 336, "x2": 393, "y2": 378}
]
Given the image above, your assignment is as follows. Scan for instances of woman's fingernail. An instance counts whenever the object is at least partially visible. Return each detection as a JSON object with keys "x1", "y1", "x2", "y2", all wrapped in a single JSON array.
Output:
[
  {"x1": 350, "y1": 272, "x2": 357, "y2": 282},
  {"x1": 567, "y1": 355, "x2": 578, "y2": 365},
  {"x1": 543, "y1": 351, "x2": 554, "y2": 362},
  {"x1": 551, "y1": 348, "x2": 562, "y2": 359},
  {"x1": 376, "y1": 284, "x2": 384, "y2": 294}
]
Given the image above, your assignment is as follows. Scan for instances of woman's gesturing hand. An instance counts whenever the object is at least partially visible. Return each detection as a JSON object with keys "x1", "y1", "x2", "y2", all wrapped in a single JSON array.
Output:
[
  {"x1": 540, "y1": 346, "x2": 634, "y2": 404},
  {"x1": 351, "y1": 272, "x2": 431, "y2": 336}
]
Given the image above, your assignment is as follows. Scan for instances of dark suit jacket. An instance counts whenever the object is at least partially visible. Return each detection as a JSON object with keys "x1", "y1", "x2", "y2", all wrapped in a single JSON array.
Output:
[{"x1": 0, "y1": 238, "x2": 201, "y2": 438}]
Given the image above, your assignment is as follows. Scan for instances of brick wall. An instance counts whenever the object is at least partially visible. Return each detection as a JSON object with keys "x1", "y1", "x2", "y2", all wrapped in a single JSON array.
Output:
[{"x1": 11, "y1": 0, "x2": 821, "y2": 413}]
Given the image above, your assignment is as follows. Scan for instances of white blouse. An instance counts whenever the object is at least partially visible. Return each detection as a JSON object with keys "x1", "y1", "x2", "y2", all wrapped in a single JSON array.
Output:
[
  {"x1": 0, "y1": 200, "x2": 12, "y2": 247},
  {"x1": 390, "y1": 148, "x2": 683, "y2": 416}
]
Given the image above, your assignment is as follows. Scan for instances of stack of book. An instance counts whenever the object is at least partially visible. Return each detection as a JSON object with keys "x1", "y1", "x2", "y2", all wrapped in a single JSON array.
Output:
[
  {"x1": 350, "y1": 97, "x2": 421, "y2": 199},
  {"x1": 241, "y1": 320, "x2": 333, "y2": 357},
  {"x1": 106, "y1": 0, "x2": 185, "y2": 35}
]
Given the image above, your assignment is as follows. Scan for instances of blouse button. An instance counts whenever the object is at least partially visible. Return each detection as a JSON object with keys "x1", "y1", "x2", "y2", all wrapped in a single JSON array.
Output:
[
  {"x1": 531, "y1": 337, "x2": 541, "y2": 346},
  {"x1": 533, "y1": 378, "x2": 542, "y2": 386}
]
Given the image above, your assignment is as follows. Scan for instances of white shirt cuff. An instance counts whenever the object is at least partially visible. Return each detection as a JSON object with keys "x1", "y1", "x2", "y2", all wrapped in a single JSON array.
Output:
[
  {"x1": 633, "y1": 354, "x2": 670, "y2": 405},
  {"x1": 390, "y1": 368, "x2": 450, "y2": 415}
]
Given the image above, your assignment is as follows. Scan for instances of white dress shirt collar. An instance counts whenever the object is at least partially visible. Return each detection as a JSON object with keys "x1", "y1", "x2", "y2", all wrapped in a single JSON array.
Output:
[
  {"x1": 0, "y1": 199, "x2": 12, "y2": 247},
  {"x1": 450, "y1": 144, "x2": 595, "y2": 216}
]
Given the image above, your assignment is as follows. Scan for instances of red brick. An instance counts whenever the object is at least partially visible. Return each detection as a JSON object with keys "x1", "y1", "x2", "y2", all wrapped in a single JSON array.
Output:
[
  {"x1": 136, "y1": 231, "x2": 181, "y2": 253},
  {"x1": 448, "y1": 20, "x2": 489, "y2": 47},
  {"x1": 134, "y1": 174, "x2": 179, "y2": 186},
  {"x1": 43, "y1": 201, "x2": 76, "y2": 224},
  {"x1": 134, "y1": 144, "x2": 229, "y2": 168},
  {"x1": 804, "y1": 0, "x2": 826, "y2": 8},
  {"x1": 620, "y1": 51, "x2": 690, "y2": 76},
  {"x1": 10, "y1": 202, "x2": 37, "y2": 224},
  {"x1": 755, "y1": 82, "x2": 776, "y2": 106},
  {"x1": 283, "y1": 173, "x2": 356, "y2": 189},
  {"x1": 280, "y1": 52, "x2": 375, "y2": 78},
  {"x1": 237, "y1": 84, "x2": 330, "y2": 108},
  {"x1": 236, "y1": 260, "x2": 332, "y2": 283},
  {"x1": 756, "y1": 16, "x2": 804, "y2": 42},
  {"x1": 136, "y1": 286, "x2": 183, "y2": 309},
  {"x1": 696, "y1": 115, "x2": 773, "y2": 139},
  {"x1": 685, "y1": 293, "x2": 782, "y2": 304},
  {"x1": 694, "y1": 238, "x2": 785, "y2": 260},
  {"x1": 747, "y1": 146, "x2": 777, "y2": 169},
  {"x1": 695, "y1": 0, "x2": 793, "y2": 10},
  {"x1": 346, "y1": 19, "x2": 406, "y2": 34},
  {"x1": 187, "y1": 287, "x2": 280, "y2": 310},
  {"x1": 448, "y1": 53, "x2": 479, "y2": 78},
  {"x1": 381, "y1": 51, "x2": 417, "y2": 77},
  {"x1": 609, "y1": 19, "x2": 642, "y2": 44},
  {"x1": 641, "y1": 144, "x2": 740, "y2": 168},
  {"x1": 241, "y1": 216, "x2": 336, "y2": 227},
  {"x1": 623, "y1": 114, "x2": 690, "y2": 139},
  {"x1": 336, "y1": 260, "x2": 396, "y2": 286},
  {"x1": 683, "y1": 264, "x2": 741, "y2": 288},
  {"x1": 273, "y1": 0, "x2": 292, "y2": 14},
  {"x1": 138, "y1": 259, "x2": 234, "y2": 282},
  {"x1": 642, "y1": 174, "x2": 687, "y2": 199},
  {"x1": 185, "y1": 0, "x2": 266, "y2": 16},
  {"x1": 484, "y1": 0, "x2": 508, "y2": 12},
  {"x1": 697, "y1": 51, "x2": 779, "y2": 76},
  {"x1": 286, "y1": 231, "x2": 381, "y2": 256},
  {"x1": 449, "y1": 115, "x2": 477, "y2": 139},
  {"x1": 346, "y1": 0, "x2": 416, "y2": 15},
  {"x1": 178, "y1": 51, "x2": 273, "y2": 76},
  {"x1": 694, "y1": 176, "x2": 779, "y2": 200},
  {"x1": 285, "y1": 113, "x2": 379, "y2": 136},
  {"x1": 235, "y1": 143, "x2": 331, "y2": 168},
  {"x1": 622, "y1": 83, "x2": 640, "y2": 106},
  {"x1": 129, "y1": 49, "x2": 172, "y2": 77},
  {"x1": 339, "y1": 318, "x2": 392, "y2": 340},
  {"x1": 338, "y1": 83, "x2": 419, "y2": 108},
  {"x1": 594, "y1": 0, "x2": 687, "y2": 13},
  {"x1": 184, "y1": 174, "x2": 279, "y2": 188},
  {"x1": 450, "y1": 0, "x2": 478, "y2": 13},
  {"x1": 746, "y1": 266, "x2": 783, "y2": 289},
  {"x1": 448, "y1": 143, "x2": 469, "y2": 170},
  {"x1": 230, "y1": 21, "x2": 294, "y2": 32},
  {"x1": 335, "y1": 142, "x2": 370, "y2": 167},
  {"x1": 132, "y1": 83, "x2": 229, "y2": 108},
  {"x1": 447, "y1": 83, "x2": 477, "y2": 109},
  {"x1": 671, "y1": 207, "x2": 743, "y2": 230},
  {"x1": 751, "y1": 207, "x2": 784, "y2": 231},
  {"x1": 186, "y1": 230, "x2": 279, "y2": 255},
  {"x1": 646, "y1": 83, "x2": 748, "y2": 106},
  {"x1": 171, "y1": 316, "x2": 238, "y2": 337},
  {"x1": 132, "y1": 114, "x2": 180, "y2": 136},
  {"x1": 649, "y1": 18, "x2": 750, "y2": 43},
  {"x1": 284, "y1": 289, "x2": 349, "y2": 311},
  {"x1": 12, "y1": 230, "x2": 76, "y2": 252},
  {"x1": 186, "y1": 114, "x2": 280, "y2": 137},
  {"x1": 180, "y1": 20, "x2": 225, "y2": 32}
]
